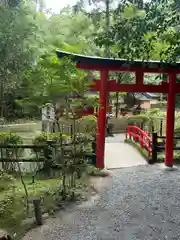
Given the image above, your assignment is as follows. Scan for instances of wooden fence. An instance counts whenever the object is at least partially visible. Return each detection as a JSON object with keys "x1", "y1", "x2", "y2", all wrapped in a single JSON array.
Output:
[
  {"x1": 0, "y1": 139, "x2": 96, "y2": 167},
  {"x1": 152, "y1": 133, "x2": 180, "y2": 162}
]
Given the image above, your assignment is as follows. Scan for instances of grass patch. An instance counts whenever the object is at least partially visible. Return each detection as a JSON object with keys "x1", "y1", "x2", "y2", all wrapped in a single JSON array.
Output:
[
  {"x1": 157, "y1": 151, "x2": 180, "y2": 164},
  {"x1": 0, "y1": 176, "x2": 62, "y2": 239}
]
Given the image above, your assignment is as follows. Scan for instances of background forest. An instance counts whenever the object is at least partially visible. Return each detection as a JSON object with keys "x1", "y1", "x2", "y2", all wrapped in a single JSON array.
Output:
[{"x1": 1, "y1": 0, "x2": 180, "y2": 121}]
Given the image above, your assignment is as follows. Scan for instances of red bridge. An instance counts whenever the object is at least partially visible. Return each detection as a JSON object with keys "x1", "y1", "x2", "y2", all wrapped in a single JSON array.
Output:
[
  {"x1": 104, "y1": 127, "x2": 152, "y2": 169},
  {"x1": 126, "y1": 126, "x2": 152, "y2": 161}
]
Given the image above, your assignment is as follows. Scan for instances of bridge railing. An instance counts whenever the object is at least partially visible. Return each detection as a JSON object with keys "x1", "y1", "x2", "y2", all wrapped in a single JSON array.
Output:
[
  {"x1": 125, "y1": 126, "x2": 152, "y2": 161},
  {"x1": 126, "y1": 127, "x2": 180, "y2": 163}
]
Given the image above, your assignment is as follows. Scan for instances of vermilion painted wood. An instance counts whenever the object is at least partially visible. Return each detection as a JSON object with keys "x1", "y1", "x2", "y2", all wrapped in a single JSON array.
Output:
[
  {"x1": 135, "y1": 70, "x2": 144, "y2": 85},
  {"x1": 77, "y1": 63, "x2": 180, "y2": 74},
  {"x1": 165, "y1": 73, "x2": 176, "y2": 167},
  {"x1": 126, "y1": 126, "x2": 152, "y2": 159},
  {"x1": 96, "y1": 70, "x2": 108, "y2": 169},
  {"x1": 91, "y1": 80, "x2": 180, "y2": 93},
  {"x1": 90, "y1": 80, "x2": 169, "y2": 93},
  {"x1": 56, "y1": 50, "x2": 180, "y2": 168}
]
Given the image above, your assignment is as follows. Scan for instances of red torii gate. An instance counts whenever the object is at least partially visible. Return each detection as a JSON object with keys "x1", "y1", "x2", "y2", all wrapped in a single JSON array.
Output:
[{"x1": 56, "y1": 50, "x2": 180, "y2": 169}]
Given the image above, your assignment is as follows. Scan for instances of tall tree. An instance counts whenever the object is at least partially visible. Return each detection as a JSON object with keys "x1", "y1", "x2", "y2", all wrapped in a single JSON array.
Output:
[
  {"x1": 0, "y1": 1, "x2": 42, "y2": 117},
  {"x1": 96, "y1": 0, "x2": 180, "y2": 61}
]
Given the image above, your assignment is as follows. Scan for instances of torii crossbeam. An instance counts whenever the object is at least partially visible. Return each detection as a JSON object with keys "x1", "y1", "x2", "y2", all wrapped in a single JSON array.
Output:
[{"x1": 56, "y1": 50, "x2": 180, "y2": 169}]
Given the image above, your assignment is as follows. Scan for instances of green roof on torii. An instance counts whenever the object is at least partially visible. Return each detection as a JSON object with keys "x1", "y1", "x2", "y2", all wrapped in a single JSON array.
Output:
[{"x1": 56, "y1": 50, "x2": 180, "y2": 72}]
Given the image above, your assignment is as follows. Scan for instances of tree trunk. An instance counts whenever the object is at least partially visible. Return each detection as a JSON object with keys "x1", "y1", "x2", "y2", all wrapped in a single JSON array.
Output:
[
  {"x1": 105, "y1": 0, "x2": 110, "y2": 57},
  {"x1": 105, "y1": 0, "x2": 110, "y2": 107},
  {"x1": 0, "y1": 78, "x2": 4, "y2": 118}
]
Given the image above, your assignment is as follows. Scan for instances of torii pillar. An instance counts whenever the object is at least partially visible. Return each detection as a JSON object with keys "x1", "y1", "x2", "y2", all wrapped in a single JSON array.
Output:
[
  {"x1": 96, "y1": 70, "x2": 108, "y2": 169},
  {"x1": 165, "y1": 73, "x2": 176, "y2": 167}
]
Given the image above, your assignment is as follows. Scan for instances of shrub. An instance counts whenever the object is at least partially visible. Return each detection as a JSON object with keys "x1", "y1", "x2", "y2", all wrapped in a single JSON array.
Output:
[
  {"x1": 127, "y1": 114, "x2": 149, "y2": 128},
  {"x1": 78, "y1": 115, "x2": 97, "y2": 135},
  {"x1": 0, "y1": 132, "x2": 23, "y2": 145},
  {"x1": 75, "y1": 133, "x2": 93, "y2": 143},
  {"x1": 0, "y1": 192, "x2": 26, "y2": 229},
  {"x1": 174, "y1": 125, "x2": 180, "y2": 136},
  {"x1": 33, "y1": 132, "x2": 70, "y2": 145},
  {"x1": 0, "y1": 171, "x2": 15, "y2": 192}
]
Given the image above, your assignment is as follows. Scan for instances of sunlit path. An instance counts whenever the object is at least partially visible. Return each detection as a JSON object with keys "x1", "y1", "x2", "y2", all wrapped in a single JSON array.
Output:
[{"x1": 105, "y1": 134, "x2": 147, "y2": 169}]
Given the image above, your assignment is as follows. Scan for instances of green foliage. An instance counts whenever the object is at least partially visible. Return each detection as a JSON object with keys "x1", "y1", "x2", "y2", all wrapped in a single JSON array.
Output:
[
  {"x1": 0, "y1": 132, "x2": 23, "y2": 145},
  {"x1": 127, "y1": 114, "x2": 149, "y2": 127},
  {"x1": 0, "y1": 171, "x2": 15, "y2": 191},
  {"x1": 127, "y1": 114, "x2": 149, "y2": 122},
  {"x1": 75, "y1": 133, "x2": 93, "y2": 145},
  {"x1": 0, "y1": 191, "x2": 26, "y2": 229},
  {"x1": 0, "y1": 0, "x2": 102, "y2": 119},
  {"x1": 96, "y1": 1, "x2": 180, "y2": 62},
  {"x1": 127, "y1": 108, "x2": 165, "y2": 135},
  {"x1": 146, "y1": 108, "x2": 163, "y2": 116},
  {"x1": 0, "y1": 177, "x2": 61, "y2": 231},
  {"x1": 174, "y1": 125, "x2": 180, "y2": 136},
  {"x1": 33, "y1": 132, "x2": 70, "y2": 145},
  {"x1": 0, "y1": 1, "x2": 42, "y2": 118},
  {"x1": 78, "y1": 115, "x2": 97, "y2": 136},
  {"x1": 158, "y1": 152, "x2": 180, "y2": 163}
]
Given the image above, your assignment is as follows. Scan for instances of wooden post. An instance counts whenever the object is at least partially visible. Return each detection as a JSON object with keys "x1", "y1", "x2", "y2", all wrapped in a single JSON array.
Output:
[
  {"x1": 33, "y1": 198, "x2": 43, "y2": 226},
  {"x1": 165, "y1": 73, "x2": 176, "y2": 167},
  {"x1": 135, "y1": 70, "x2": 144, "y2": 85},
  {"x1": 140, "y1": 122, "x2": 144, "y2": 131},
  {"x1": 31, "y1": 176, "x2": 35, "y2": 184},
  {"x1": 151, "y1": 124, "x2": 154, "y2": 134},
  {"x1": 92, "y1": 136, "x2": 96, "y2": 165},
  {"x1": 152, "y1": 132, "x2": 157, "y2": 163},
  {"x1": 70, "y1": 124, "x2": 73, "y2": 138},
  {"x1": 160, "y1": 119, "x2": 163, "y2": 136},
  {"x1": 96, "y1": 70, "x2": 108, "y2": 169}
]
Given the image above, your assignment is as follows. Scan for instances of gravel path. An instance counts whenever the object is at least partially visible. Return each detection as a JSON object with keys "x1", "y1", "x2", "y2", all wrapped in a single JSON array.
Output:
[{"x1": 23, "y1": 164, "x2": 180, "y2": 240}]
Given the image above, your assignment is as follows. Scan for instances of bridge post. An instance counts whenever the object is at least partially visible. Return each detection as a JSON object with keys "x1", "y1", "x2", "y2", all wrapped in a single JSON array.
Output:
[
  {"x1": 152, "y1": 132, "x2": 157, "y2": 163},
  {"x1": 165, "y1": 73, "x2": 176, "y2": 167},
  {"x1": 96, "y1": 70, "x2": 108, "y2": 168}
]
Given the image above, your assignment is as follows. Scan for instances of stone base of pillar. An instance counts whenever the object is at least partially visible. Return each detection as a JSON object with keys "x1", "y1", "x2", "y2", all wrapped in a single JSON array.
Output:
[{"x1": 160, "y1": 164, "x2": 178, "y2": 171}]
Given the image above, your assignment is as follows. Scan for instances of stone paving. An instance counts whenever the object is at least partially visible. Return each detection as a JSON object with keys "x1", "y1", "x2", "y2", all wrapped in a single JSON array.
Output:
[{"x1": 105, "y1": 134, "x2": 146, "y2": 169}]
